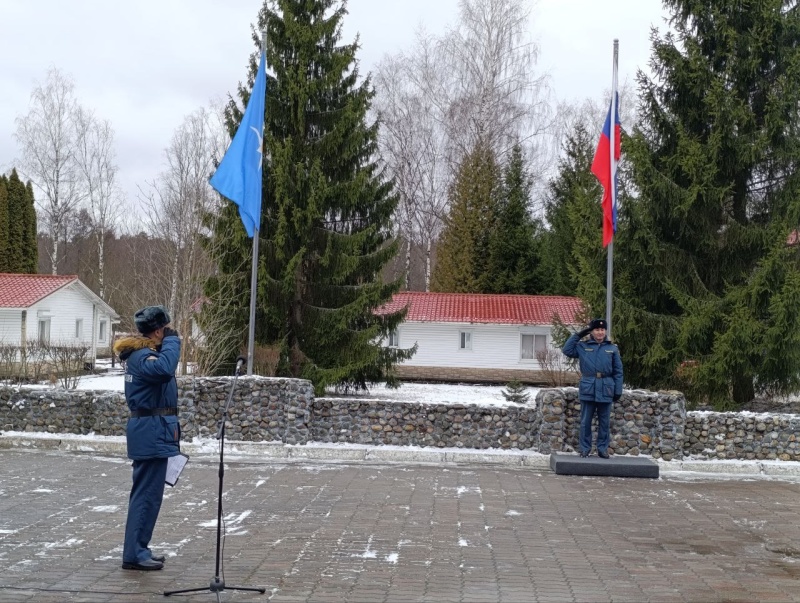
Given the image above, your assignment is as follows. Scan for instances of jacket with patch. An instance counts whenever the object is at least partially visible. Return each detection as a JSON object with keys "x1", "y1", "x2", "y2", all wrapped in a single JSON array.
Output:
[
  {"x1": 562, "y1": 333, "x2": 623, "y2": 404},
  {"x1": 113, "y1": 334, "x2": 181, "y2": 460}
]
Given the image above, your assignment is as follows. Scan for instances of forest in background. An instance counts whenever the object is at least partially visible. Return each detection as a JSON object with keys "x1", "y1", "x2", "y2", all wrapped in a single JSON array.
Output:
[{"x1": 4, "y1": 0, "x2": 800, "y2": 408}]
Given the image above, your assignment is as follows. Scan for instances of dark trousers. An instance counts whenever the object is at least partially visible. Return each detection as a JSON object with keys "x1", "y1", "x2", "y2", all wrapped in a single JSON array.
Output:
[
  {"x1": 579, "y1": 400, "x2": 612, "y2": 454},
  {"x1": 123, "y1": 457, "x2": 168, "y2": 563}
]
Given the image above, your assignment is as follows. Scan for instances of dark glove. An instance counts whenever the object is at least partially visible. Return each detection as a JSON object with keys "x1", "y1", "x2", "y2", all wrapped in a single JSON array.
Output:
[
  {"x1": 577, "y1": 328, "x2": 592, "y2": 338},
  {"x1": 163, "y1": 326, "x2": 180, "y2": 339},
  {"x1": 613, "y1": 394, "x2": 621, "y2": 402}
]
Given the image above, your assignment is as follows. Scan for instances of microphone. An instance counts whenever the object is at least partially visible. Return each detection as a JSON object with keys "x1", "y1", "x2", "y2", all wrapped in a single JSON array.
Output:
[{"x1": 235, "y1": 355, "x2": 247, "y2": 374}]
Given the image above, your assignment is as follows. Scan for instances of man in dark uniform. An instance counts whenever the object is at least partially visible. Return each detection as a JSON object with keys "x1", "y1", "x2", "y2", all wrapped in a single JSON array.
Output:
[
  {"x1": 113, "y1": 306, "x2": 181, "y2": 571},
  {"x1": 562, "y1": 318, "x2": 623, "y2": 458}
]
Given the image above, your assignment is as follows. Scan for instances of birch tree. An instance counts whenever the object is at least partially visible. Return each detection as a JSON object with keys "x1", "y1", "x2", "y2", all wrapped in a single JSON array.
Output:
[
  {"x1": 374, "y1": 0, "x2": 551, "y2": 289},
  {"x1": 374, "y1": 47, "x2": 449, "y2": 290},
  {"x1": 73, "y1": 108, "x2": 122, "y2": 300},
  {"x1": 439, "y1": 0, "x2": 551, "y2": 163},
  {"x1": 14, "y1": 68, "x2": 84, "y2": 274},
  {"x1": 140, "y1": 107, "x2": 223, "y2": 371}
]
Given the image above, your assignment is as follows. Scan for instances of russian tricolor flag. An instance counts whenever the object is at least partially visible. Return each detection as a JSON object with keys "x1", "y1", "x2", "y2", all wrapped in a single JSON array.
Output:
[{"x1": 591, "y1": 94, "x2": 620, "y2": 248}]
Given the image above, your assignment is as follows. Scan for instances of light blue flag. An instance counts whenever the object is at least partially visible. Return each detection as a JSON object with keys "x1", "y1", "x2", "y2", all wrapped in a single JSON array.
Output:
[{"x1": 210, "y1": 51, "x2": 267, "y2": 237}]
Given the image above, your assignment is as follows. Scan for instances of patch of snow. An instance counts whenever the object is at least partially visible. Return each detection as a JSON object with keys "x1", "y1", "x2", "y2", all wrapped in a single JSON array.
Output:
[
  {"x1": 326, "y1": 381, "x2": 539, "y2": 407},
  {"x1": 505, "y1": 510, "x2": 521, "y2": 517},
  {"x1": 198, "y1": 510, "x2": 251, "y2": 529},
  {"x1": 41, "y1": 538, "x2": 84, "y2": 549},
  {"x1": 691, "y1": 409, "x2": 799, "y2": 418},
  {"x1": 456, "y1": 486, "x2": 482, "y2": 496},
  {"x1": 385, "y1": 552, "x2": 399, "y2": 564},
  {"x1": 458, "y1": 539, "x2": 469, "y2": 547},
  {"x1": 91, "y1": 505, "x2": 119, "y2": 513},
  {"x1": 350, "y1": 534, "x2": 378, "y2": 560},
  {"x1": 61, "y1": 371, "x2": 541, "y2": 407}
]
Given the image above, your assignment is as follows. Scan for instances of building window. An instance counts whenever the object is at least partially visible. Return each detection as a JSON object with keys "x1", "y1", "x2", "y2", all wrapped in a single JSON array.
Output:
[
  {"x1": 459, "y1": 331, "x2": 472, "y2": 350},
  {"x1": 387, "y1": 329, "x2": 399, "y2": 348},
  {"x1": 521, "y1": 334, "x2": 547, "y2": 360},
  {"x1": 75, "y1": 319, "x2": 83, "y2": 339},
  {"x1": 99, "y1": 321, "x2": 107, "y2": 343},
  {"x1": 38, "y1": 319, "x2": 50, "y2": 345}
]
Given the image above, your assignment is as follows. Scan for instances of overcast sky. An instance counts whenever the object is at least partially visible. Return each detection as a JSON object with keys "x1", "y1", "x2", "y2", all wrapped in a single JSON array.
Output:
[{"x1": 0, "y1": 0, "x2": 668, "y2": 210}]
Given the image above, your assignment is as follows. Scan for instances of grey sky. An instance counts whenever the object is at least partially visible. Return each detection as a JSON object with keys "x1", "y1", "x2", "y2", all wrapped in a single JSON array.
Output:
[{"x1": 0, "y1": 0, "x2": 668, "y2": 209}]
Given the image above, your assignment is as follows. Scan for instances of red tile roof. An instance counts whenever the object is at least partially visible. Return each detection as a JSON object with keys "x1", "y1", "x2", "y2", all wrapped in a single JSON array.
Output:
[
  {"x1": 378, "y1": 292, "x2": 584, "y2": 325},
  {"x1": 0, "y1": 273, "x2": 78, "y2": 308}
]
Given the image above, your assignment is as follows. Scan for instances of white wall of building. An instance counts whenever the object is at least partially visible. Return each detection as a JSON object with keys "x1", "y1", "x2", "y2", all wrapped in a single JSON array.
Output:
[
  {"x1": 0, "y1": 284, "x2": 113, "y2": 349},
  {"x1": 0, "y1": 310, "x2": 23, "y2": 343},
  {"x1": 391, "y1": 322, "x2": 557, "y2": 370}
]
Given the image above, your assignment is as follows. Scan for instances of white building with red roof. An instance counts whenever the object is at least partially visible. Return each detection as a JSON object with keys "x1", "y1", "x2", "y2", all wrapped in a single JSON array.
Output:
[
  {"x1": 0, "y1": 273, "x2": 120, "y2": 367},
  {"x1": 379, "y1": 292, "x2": 583, "y2": 384}
]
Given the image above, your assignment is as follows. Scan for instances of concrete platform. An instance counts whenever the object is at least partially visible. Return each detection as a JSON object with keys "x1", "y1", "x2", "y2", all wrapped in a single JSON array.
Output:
[{"x1": 550, "y1": 452, "x2": 659, "y2": 478}]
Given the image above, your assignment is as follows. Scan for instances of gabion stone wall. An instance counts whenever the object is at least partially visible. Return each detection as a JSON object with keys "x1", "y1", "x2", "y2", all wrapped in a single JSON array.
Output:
[
  {"x1": 534, "y1": 388, "x2": 687, "y2": 460},
  {"x1": 685, "y1": 412, "x2": 800, "y2": 461},
  {"x1": 0, "y1": 388, "x2": 127, "y2": 435},
  {"x1": 0, "y1": 376, "x2": 314, "y2": 444},
  {"x1": 311, "y1": 398, "x2": 537, "y2": 449},
  {"x1": 180, "y1": 377, "x2": 313, "y2": 445},
  {"x1": 2, "y1": 379, "x2": 799, "y2": 462}
]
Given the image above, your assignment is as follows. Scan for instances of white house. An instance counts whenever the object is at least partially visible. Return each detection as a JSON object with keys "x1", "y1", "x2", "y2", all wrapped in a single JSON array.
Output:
[
  {"x1": 0, "y1": 273, "x2": 120, "y2": 366},
  {"x1": 379, "y1": 292, "x2": 583, "y2": 384}
]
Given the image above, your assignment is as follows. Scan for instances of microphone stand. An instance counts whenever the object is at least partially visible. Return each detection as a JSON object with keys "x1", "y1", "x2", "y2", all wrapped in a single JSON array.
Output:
[{"x1": 165, "y1": 359, "x2": 265, "y2": 600}]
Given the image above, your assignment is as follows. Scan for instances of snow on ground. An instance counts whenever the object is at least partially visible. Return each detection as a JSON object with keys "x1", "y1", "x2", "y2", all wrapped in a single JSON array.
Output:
[
  {"x1": 326, "y1": 381, "x2": 539, "y2": 407},
  {"x1": 67, "y1": 368, "x2": 539, "y2": 407}
]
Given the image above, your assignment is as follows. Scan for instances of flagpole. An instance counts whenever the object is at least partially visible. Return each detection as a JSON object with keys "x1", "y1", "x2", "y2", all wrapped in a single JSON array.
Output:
[
  {"x1": 606, "y1": 39, "x2": 618, "y2": 339},
  {"x1": 246, "y1": 31, "x2": 267, "y2": 376}
]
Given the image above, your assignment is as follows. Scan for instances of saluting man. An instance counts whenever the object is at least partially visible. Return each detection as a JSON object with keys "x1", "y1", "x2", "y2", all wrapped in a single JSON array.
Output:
[
  {"x1": 113, "y1": 305, "x2": 181, "y2": 571},
  {"x1": 562, "y1": 318, "x2": 623, "y2": 458}
]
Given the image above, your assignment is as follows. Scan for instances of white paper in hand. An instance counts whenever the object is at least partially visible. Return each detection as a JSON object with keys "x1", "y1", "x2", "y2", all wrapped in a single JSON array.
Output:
[{"x1": 166, "y1": 453, "x2": 189, "y2": 487}]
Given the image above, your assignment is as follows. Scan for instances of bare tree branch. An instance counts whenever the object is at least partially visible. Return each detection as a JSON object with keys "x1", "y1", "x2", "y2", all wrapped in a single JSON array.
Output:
[
  {"x1": 14, "y1": 68, "x2": 85, "y2": 273},
  {"x1": 138, "y1": 107, "x2": 227, "y2": 373},
  {"x1": 73, "y1": 108, "x2": 123, "y2": 300}
]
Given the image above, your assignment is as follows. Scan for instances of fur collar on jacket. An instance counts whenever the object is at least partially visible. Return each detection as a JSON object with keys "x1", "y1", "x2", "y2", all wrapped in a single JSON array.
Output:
[{"x1": 113, "y1": 336, "x2": 159, "y2": 361}]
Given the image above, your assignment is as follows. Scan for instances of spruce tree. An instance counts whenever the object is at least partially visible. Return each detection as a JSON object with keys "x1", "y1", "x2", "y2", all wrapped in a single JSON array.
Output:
[
  {"x1": 0, "y1": 175, "x2": 8, "y2": 272},
  {"x1": 538, "y1": 124, "x2": 607, "y2": 304},
  {"x1": 484, "y1": 144, "x2": 542, "y2": 294},
  {"x1": 205, "y1": 0, "x2": 414, "y2": 393},
  {"x1": 620, "y1": 0, "x2": 800, "y2": 408},
  {"x1": 22, "y1": 181, "x2": 37, "y2": 273},
  {"x1": 501, "y1": 379, "x2": 530, "y2": 404},
  {"x1": 431, "y1": 139, "x2": 501, "y2": 293},
  {"x1": 5, "y1": 170, "x2": 28, "y2": 273}
]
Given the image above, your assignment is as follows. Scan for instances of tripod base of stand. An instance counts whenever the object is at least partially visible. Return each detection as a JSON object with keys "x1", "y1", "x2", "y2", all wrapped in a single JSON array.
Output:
[
  {"x1": 164, "y1": 366, "x2": 267, "y2": 599},
  {"x1": 164, "y1": 577, "x2": 267, "y2": 597}
]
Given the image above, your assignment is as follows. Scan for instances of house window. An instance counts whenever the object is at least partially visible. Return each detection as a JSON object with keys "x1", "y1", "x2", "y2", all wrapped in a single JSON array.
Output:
[
  {"x1": 521, "y1": 334, "x2": 547, "y2": 360},
  {"x1": 75, "y1": 319, "x2": 83, "y2": 339},
  {"x1": 99, "y1": 321, "x2": 107, "y2": 343},
  {"x1": 459, "y1": 331, "x2": 472, "y2": 350},
  {"x1": 387, "y1": 329, "x2": 399, "y2": 348},
  {"x1": 38, "y1": 319, "x2": 50, "y2": 345}
]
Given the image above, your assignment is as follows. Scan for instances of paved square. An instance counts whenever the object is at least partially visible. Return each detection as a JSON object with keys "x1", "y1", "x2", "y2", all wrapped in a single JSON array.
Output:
[{"x1": 1, "y1": 449, "x2": 799, "y2": 602}]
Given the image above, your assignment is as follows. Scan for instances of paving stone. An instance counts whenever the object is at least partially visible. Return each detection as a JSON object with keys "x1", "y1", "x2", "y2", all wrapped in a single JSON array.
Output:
[{"x1": 0, "y1": 449, "x2": 799, "y2": 602}]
